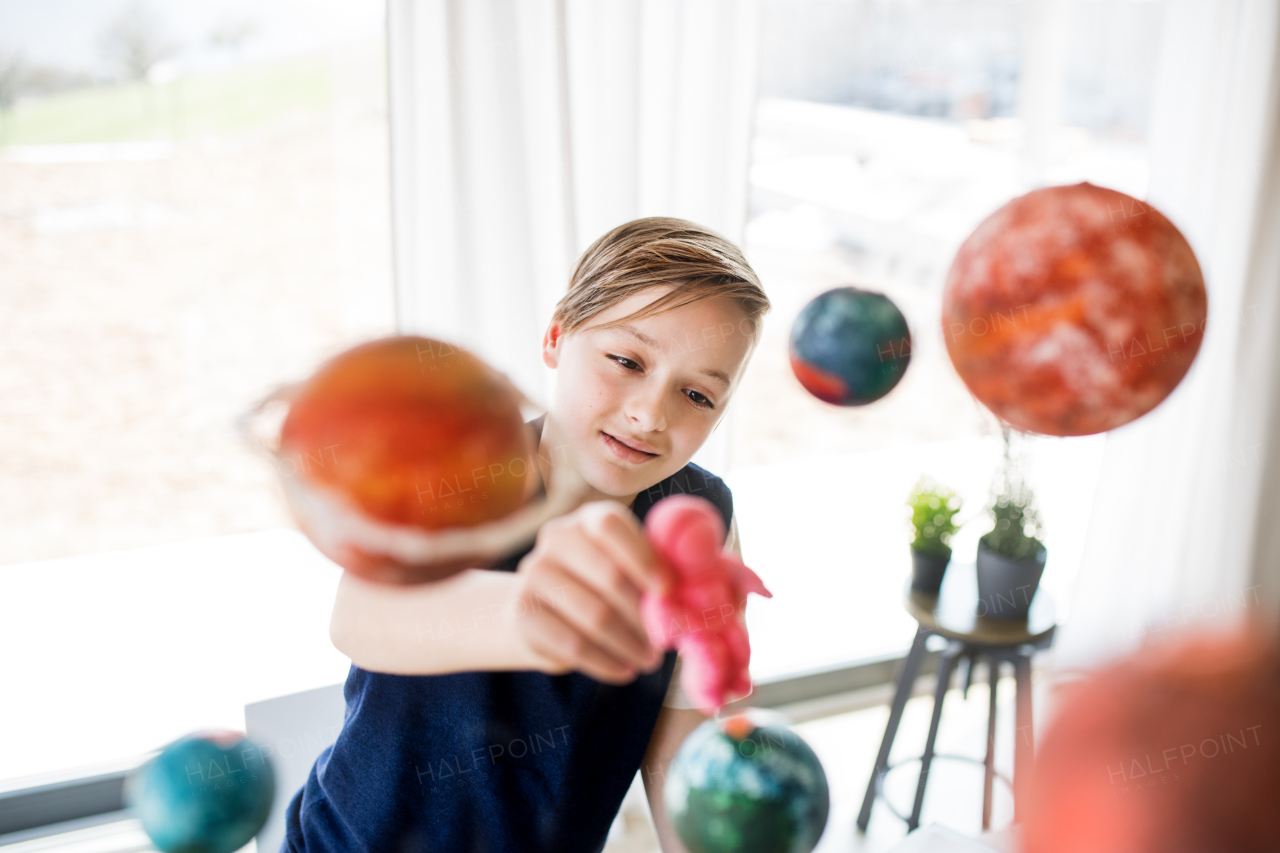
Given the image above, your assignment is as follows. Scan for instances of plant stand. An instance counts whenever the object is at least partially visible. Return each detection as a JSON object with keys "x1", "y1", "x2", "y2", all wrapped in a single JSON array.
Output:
[{"x1": 856, "y1": 562, "x2": 1056, "y2": 834}]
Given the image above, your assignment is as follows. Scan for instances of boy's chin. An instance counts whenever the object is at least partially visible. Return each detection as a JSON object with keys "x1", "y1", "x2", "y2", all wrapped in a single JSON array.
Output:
[
  {"x1": 582, "y1": 454, "x2": 665, "y2": 498},
  {"x1": 582, "y1": 464, "x2": 643, "y2": 498}
]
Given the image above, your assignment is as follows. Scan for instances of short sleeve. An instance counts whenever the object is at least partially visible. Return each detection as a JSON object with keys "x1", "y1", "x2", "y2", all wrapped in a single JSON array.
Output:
[
  {"x1": 662, "y1": 652, "x2": 697, "y2": 709},
  {"x1": 661, "y1": 513, "x2": 754, "y2": 709},
  {"x1": 662, "y1": 652, "x2": 755, "y2": 708},
  {"x1": 725, "y1": 513, "x2": 742, "y2": 559}
]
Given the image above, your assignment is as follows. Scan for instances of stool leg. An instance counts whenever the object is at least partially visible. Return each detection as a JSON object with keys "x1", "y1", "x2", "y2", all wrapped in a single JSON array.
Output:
[
  {"x1": 857, "y1": 626, "x2": 930, "y2": 832},
  {"x1": 1013, "y1": 652, "x2": 1034, "y2": 824},
  {"x1": 908, "y1": 641, "x2": 961, "y2": 832},
  {"x1": 983, "y1": 657, "x2": 999, "y2": 831}
]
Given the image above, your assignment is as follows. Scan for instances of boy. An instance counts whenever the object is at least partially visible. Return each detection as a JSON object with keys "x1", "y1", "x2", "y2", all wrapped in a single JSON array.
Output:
[{"x1": 283, "y1": 217, "x2": 772, "y2": 852}]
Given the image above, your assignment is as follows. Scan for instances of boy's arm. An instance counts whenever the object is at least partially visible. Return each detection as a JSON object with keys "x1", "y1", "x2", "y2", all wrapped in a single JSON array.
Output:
[
  {"x1": 329, "y1": 567, "x2": 549, "y2": 675},
  {"x1": 329, "y1": 500, "x2": 665, "y2": 680},
  {"x1": 641, "y1": 706, "x2": 703, "y2": 853}
]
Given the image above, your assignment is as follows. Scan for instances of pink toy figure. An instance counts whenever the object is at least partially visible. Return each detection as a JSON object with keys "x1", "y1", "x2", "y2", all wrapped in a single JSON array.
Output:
[{"x1": 641, "y1": 494, "x2": 773, "y2": 714}]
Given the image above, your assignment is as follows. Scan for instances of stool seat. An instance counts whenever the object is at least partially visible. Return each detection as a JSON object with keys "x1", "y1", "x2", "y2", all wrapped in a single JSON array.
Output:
[
  {"x1": 856, "y1": 561, "x2": 1057, "y2": 836},
  {"x1": 905, "y1": 561, "x2": 1055, "y2": 648}
]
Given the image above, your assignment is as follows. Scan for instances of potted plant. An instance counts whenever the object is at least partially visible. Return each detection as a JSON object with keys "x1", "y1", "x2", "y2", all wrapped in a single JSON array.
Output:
[
  {"x1": 906, "y1": 476, "x2": 962, "y2": 596},
  {"x1": 976, "y1": 439, "x2": 1047, "y2": 620}
]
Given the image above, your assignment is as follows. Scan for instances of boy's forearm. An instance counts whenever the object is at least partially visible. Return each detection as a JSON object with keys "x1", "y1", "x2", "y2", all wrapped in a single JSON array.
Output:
[
  {"x1": 642, "y1": 706, "x2": 703, "y2": 853},
  {"x1": 329, "y1": 567, "x2": 549, "y2": 675},
  {"x1": 644, "y1": 758, "x2": 691, "y2": 853}
]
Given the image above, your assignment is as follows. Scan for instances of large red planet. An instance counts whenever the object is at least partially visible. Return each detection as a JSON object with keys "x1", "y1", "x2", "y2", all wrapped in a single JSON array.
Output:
[{"x1": 942, "y1": 183, "x2": 1207, "y2": 435}]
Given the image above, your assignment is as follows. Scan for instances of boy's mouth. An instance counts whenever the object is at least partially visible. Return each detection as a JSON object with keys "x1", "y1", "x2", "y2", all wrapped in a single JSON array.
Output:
[{"x1": 600, "y1": 431, "x2": 659, "y2": 463}]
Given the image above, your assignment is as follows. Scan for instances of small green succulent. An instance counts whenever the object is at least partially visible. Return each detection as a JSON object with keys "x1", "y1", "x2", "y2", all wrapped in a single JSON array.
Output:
[
  {"x1": 906, "y1": 476, "x2": 962, "y2": 556},
  {"x1": 981, "y1": 460, "x2": 1046, "y2": 561}
]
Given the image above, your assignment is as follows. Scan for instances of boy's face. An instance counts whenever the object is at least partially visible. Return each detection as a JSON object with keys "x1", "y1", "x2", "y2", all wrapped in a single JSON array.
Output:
[{"x1": 541, "y1": 287, "x2": 753, "y2": 501}]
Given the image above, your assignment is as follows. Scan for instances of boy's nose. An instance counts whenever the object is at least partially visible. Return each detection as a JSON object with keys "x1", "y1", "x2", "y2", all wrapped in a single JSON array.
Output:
[{"x1": 623, "y1": 384, "x2": 667, "y2": 432}]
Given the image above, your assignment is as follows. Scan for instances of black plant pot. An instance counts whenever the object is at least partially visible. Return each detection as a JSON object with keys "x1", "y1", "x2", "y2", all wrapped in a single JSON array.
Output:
[
  {"x1": 975, "y1": 537, "x2": 1046, "y2": 621},
  {"x1": 910, "y1": 546, "x2": 951, "y2": 596}
]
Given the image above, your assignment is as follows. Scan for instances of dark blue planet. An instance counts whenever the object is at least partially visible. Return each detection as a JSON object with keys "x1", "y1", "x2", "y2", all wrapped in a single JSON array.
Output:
[{"x1": 789, "y1": 287, "x2": 912, "y2": 406}]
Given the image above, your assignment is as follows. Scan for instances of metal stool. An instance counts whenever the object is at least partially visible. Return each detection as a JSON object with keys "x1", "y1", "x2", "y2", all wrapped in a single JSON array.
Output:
[{"x1": 856, "y1": 562, "x2": 1056, "y2": 833}]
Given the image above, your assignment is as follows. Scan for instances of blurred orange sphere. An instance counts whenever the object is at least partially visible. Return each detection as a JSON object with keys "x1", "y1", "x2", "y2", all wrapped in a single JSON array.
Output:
[
  {"x1": 277, "y1": 336, "x2": 537, "y2": 581},
  {"x1": 1024, "y1": 619, "x2": 1280, "y2": 853}
]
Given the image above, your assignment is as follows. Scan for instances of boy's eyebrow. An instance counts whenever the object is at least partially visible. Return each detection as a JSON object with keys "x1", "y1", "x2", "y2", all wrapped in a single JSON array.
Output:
[
  {"x1": 611, "y1": 324, "x2": 732, "y2": 389},
  {"x1": 612, "y1": 324, "x2": 662, "y2": 349}
]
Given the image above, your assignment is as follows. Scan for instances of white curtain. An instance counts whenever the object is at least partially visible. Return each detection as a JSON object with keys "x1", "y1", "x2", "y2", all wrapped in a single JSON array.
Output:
[
  {"x1": 1053, "y1": 0, "x2": 1280, "y2": 672},
  {"x1": 385, "y1": 0, "x2": 762, "y2": 475}
]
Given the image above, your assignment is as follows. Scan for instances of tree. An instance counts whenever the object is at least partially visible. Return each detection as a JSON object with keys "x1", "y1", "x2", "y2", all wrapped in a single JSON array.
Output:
[
  {"x1": 208, "y1": 20, "x2": 257, "y2": 56},
  {"x1": 97, "y1": 2, "x2": 178, "y2": 81},
  {"x1": 0, "y1": 49, "x2": 23, "y2": 144},
  {"x1": 0, "y1": 50, "x2": 23, "y2": 113}
]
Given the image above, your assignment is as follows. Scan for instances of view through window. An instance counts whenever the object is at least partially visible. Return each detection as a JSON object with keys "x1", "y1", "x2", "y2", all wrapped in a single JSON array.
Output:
[
  {"x1": 1, "y1": 0, "x2": 392, "y2": 785},
  {"x1": 0, "y1": 0, "x2": 394, "y2": 566},
  {"x1": 726, "y1": 0, "x2": 1165, "y2": 680}
]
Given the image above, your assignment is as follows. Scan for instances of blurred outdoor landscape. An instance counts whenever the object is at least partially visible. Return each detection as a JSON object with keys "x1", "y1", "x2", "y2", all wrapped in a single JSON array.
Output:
[{"x1": 1, "y1": 2, "x2": 395, "y2": 566}]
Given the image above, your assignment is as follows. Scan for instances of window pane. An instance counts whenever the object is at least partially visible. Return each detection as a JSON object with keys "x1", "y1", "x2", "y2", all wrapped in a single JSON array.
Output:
[
  {"x1": 732, "y1": 0, "x2": 1163, "y2": 679},
  {"x1": 0, "y1": 1, "x2": 394, "y2": 566},
  {"x1": 0, "y1": 0, "x2": 392, "y2": 785}
]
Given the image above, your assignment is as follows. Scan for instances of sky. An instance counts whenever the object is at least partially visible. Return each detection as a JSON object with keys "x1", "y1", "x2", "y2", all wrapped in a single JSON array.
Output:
[{"x1": 0, "y1": 0, "x2": 385, "y2": 75}]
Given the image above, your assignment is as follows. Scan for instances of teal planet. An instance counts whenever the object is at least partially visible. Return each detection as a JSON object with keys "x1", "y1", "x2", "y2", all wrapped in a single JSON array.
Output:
[
  {"x1": 125, "y1": 729, "x2": 275, "y2": 853},
  {"x1": 789, "y1": 287, "x2": 912, "y2": 405},
  {"x1": 666, "y1": 715, "x2": 830, "y2": 853}
]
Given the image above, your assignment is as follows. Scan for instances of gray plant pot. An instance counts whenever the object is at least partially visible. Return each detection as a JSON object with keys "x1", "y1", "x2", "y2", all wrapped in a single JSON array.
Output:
[
  {"x1": 910, "y1": 547, "x2": 951, "y2": 596},
  {"x1": 975, "y1": 537, "x2": 1046, "y2": 620}
]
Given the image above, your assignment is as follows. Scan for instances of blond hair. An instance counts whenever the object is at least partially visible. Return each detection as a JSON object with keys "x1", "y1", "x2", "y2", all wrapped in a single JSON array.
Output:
[{"x1": 551, "y1": 217, "x2": 770, "y2": 350}]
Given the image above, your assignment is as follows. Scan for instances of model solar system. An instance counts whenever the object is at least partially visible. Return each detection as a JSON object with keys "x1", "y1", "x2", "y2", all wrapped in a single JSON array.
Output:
[
  {"x1": 791, "y1": 182, "x2": 1206, "y2": 436},
  {"x1": 128, "y1": 182, "x2": 1209, "y2": 853},
  {"x1": 769, "y1": 182, "x2": 1207, "y2": 849}
]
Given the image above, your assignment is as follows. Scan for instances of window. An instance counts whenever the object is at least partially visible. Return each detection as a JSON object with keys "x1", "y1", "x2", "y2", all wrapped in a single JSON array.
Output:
[
  {"x1": 0, "y1": 0, "x2": 391, "y2": 787},
  {"x1": 728, "y1": 0, "x2": 1164, "y2": 680}
]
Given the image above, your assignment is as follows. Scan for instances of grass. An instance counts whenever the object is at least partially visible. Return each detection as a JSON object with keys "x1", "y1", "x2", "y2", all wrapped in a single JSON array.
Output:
[{"x1": 0, "y1": 51, "x2": 336, "y2": 146}]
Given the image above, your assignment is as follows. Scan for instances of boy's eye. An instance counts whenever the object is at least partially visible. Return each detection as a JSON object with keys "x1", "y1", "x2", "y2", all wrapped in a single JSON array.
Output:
[
  {"x1": 686, "y1": 390, "x2": 714, "y2": 410},
  {"x1": 607, "y1": 354, "x2": 716, "y2": 411},
  {"x1": 608, "y1": 354, "x2": 640, "y2": 371}
]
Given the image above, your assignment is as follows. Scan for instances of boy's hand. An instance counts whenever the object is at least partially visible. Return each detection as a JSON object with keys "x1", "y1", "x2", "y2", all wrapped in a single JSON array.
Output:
[{"x1": 513, "y1": 500, "x2": 668, "y2": 685}]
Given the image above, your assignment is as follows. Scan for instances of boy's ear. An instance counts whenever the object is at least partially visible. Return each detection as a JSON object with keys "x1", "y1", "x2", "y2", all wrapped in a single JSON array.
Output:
[{"x1": 542, "y1": 322, "x2": 564, "y2": 369}]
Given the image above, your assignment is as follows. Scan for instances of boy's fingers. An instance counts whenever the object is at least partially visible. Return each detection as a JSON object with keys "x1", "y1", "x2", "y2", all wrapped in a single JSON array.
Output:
[
  {"x1": 521, "y1": 610, "x2": 636, "y2": 684},
  {"x1": 550, "y1": 529, "x2": 649, "y2": 644},
  {"x1": 516, "y1": 572, "x2": 627, "y2": 677},
  {"x1": 528, "y1": 559, "x2": 657, "y2": 672},
  {"x1": 579, "y1": 502, "x2": 667, "y2": 594}
]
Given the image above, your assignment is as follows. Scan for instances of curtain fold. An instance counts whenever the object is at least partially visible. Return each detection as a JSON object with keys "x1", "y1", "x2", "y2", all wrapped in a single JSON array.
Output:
[
  {"x1": 386, "y1": 0, "x2": 762, "y2": 474},
  {"x1": 1052, "y1": 0, "x2": 1280, "y2": 673}
]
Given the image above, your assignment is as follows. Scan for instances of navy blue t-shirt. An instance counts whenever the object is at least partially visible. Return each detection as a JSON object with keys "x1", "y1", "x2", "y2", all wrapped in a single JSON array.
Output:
[{"x1": 282, "y1": 416, "x2": 734, "y2": 852}]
